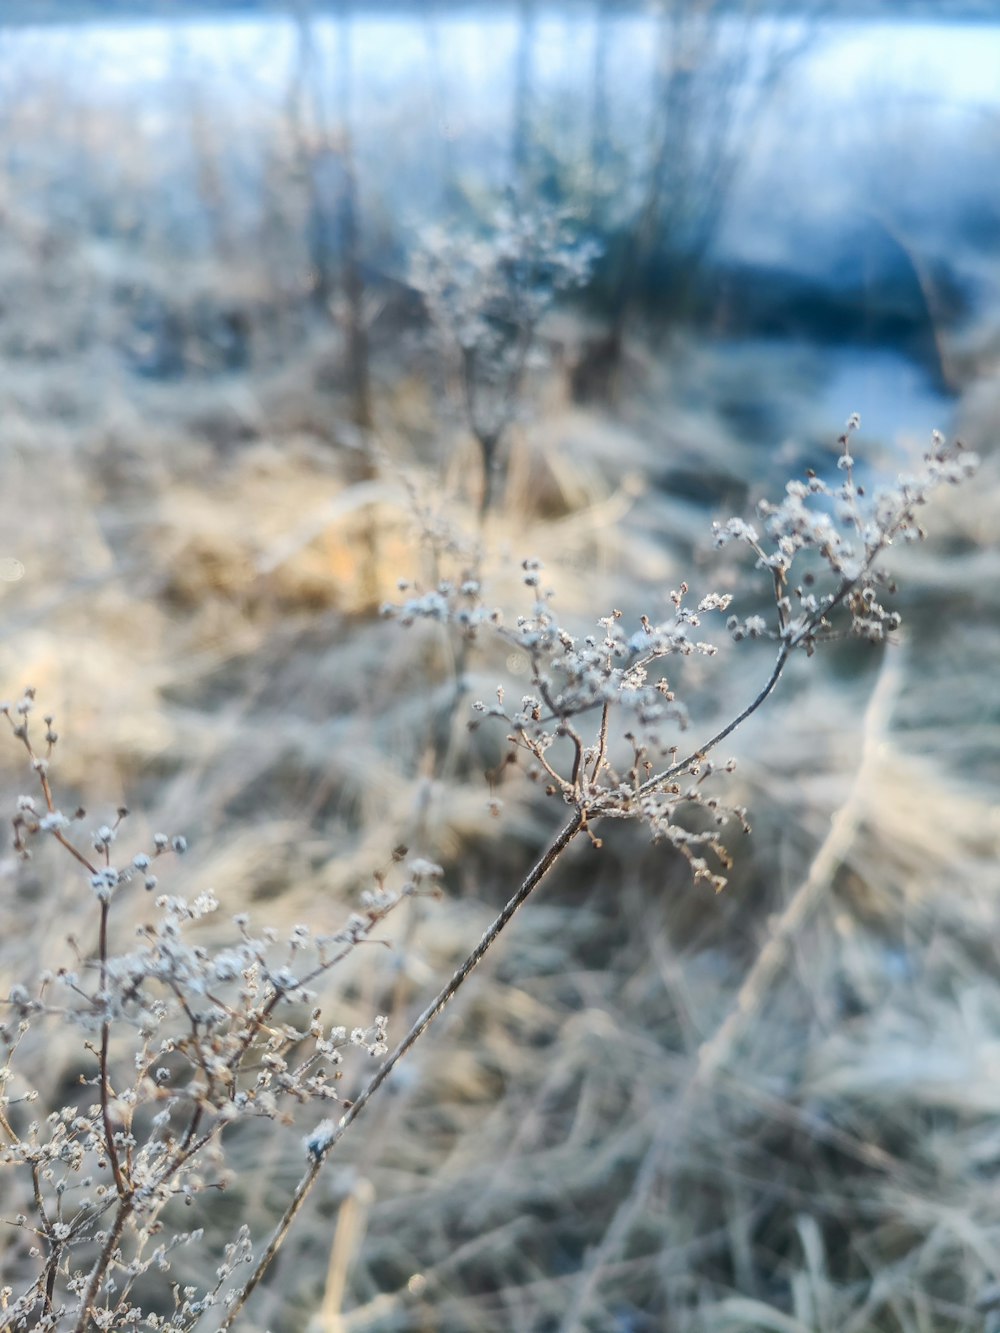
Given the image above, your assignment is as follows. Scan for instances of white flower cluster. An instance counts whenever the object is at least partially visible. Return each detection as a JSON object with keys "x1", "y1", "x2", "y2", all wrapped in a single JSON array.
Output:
[{"x1": 713, "y1": 421, "x2": 979, "y2": 652}]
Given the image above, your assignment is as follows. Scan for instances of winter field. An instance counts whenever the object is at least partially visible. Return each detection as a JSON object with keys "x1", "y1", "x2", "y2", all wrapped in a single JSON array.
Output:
[{"x1": 1, "y1": 5, "x2": 999, "y2": 1330}]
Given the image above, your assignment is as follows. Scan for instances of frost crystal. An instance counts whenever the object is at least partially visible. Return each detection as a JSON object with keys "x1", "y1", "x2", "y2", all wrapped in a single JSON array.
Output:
[{"x1": 304, "y1": 1119, "x2": 338, "y2": 1161}]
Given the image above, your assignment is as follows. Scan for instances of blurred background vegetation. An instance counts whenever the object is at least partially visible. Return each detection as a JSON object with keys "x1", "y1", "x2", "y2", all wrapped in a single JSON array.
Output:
[{"x1": 1, "y1": 2, "x2": 998, "y2": 1330}]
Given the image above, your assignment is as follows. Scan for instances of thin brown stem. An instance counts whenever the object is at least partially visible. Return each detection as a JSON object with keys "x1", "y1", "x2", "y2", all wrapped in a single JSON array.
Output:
[
  {"x1": 54, "y1": 831, "x2": 99, "y2": 876},
  {"x1": 631, "y1": 645, "x2": 790, "y2": 802},
  {"x1": 518, "y1": 735, "x2": 573, "y2": 797},
  {"x1": 536, "y1": 679, "x2": 585, "y2": 790},
  {"x1": 592, "y1": 701, "x2": 611, "y2": 782},
  {"x1": 72, "y1": 1200, "x2": 131, "y2": 1333},
  {"x1": 630, "y1": 519, "x2": 902, "y2": 807},
  {"x1": 219, "y1": 810, "x2": 585, "y2": 1330},
  {"x1": 93, "y1": 899, "x2": 127, "y2": 1203}
]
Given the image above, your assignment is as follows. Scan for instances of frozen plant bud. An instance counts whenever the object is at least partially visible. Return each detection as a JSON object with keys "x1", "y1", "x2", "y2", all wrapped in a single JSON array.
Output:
[
  {"x1": 408, "y1": 858, "x2": 444, "y2": 880},
  {"x1": 90, "y1": 868, "x2": 119, "y2": 900},
  {"x1": 712, "y1": 517, "x2": 759, "y2": 548},
  {"x1": 304, "y1": 1118, "x2": 337, "y2": 1161},
  {"x1": 93, "y1": 825, "x2": 115, "y2": 850}
]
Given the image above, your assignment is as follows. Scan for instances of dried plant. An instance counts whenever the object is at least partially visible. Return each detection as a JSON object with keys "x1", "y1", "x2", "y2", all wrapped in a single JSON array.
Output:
[
  {"x1": 0, "y1": 707, "x2": 437, "y2": 1331},
  {"x1": 0, "y1": 421, "x2": 977, "y2": 1330},
  {"x1": 392, "y1": 417, "x2": 977, "y2": 883},
  {"x1": 410, "y1": 205, "x2": 599, "y2": 515}
]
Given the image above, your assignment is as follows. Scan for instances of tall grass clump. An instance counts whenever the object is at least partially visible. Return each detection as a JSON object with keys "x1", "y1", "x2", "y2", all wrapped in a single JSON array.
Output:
[{"x1": 0, "y1": 422, "x2": 978, "y2": 1331}]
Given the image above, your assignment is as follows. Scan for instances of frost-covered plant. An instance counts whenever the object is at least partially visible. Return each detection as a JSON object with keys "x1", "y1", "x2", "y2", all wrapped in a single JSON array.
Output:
[
  {"x1": 0, "y1": 422, "x2": 977, "y2": 1330},
  {"x1": 411, "y1": 204, "x2": 599, "y2": 513},
  {"x1": 0, "y1": 699, "x2": 439, "y2": 1331},
  {"x1": 389, "y1": 421, "x2": 979, "y2": 887}
]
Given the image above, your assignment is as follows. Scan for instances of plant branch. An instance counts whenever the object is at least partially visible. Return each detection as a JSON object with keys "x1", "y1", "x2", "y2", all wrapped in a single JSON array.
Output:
[
  {"x1": 72, "y1": 1201, "x2": 131, "y2": 1333},
  {"x1": 219, "y1": 809, "x2": 585, "y2": 1329},
  {"x1": 631, "y1": 645, "x2": 790, "y2": 802}
]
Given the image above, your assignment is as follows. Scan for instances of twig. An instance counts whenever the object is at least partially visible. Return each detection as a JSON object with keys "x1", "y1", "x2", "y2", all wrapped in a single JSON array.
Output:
[
  {"x1": 631, "y1": 645, "x2": 790, "y2": 801},
  {"x1": 219, "y1": 810, "x2": 585, "y2": 1329}
]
